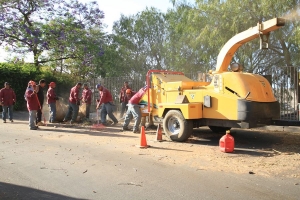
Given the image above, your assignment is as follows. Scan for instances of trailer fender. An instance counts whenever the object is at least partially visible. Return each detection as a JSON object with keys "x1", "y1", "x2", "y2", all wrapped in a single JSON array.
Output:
[{"x1": 158, "y1": 103, "x2": 202, "y2": 119}]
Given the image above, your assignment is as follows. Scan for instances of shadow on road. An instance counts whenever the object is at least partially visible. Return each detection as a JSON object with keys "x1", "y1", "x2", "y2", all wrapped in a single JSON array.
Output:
[
  {"x1": 11, "y1": 111, "x2": 136, "y2": 138},
  {"x1": 8, "y1": 121, "x2": 28, "y2": 125},
  {"x1": 150, "y1": 146, "x2": 193, "y2": 152},
  {"x1": 40, "y1": 127, "x2": 137, "y2": 138},
  {"x1": 0, "y1": 182, "x2": 85, "y2": 200}
]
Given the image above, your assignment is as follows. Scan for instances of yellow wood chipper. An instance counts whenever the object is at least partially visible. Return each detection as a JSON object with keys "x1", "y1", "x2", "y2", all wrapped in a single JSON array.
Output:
[{"x1": 139, "y1": 18, "x2": 292, "y2": 142}]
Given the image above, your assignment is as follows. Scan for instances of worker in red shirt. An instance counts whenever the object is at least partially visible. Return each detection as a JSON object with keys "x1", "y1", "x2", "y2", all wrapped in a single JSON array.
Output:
[
  {"x1": 63, "y1": 82, "x2": 82, "y2": 124},
  {"x1": 0, "y1": 82, "x2": 16, "y2": 123},
  {"x1": 47, "y1": 82, "x2": 59, "y2": 123},
  {"x1": 122, "y1": 86, "x2": 148, "y2": 133},
  {"x1": 81, "y1": 83, "x2": 92, "y2": 120},
  {"x1": 25, "y1": 81, "x2": 39, "y2": 130},
  {"x1": 118, "y1": 81, "x2": 131, "y2": 118},
  {"x1": 125, "y1": 89, "x2": 135, "y2": 101},
  {"x1": 120, "y1": 88, "x2": 135, "y2": 130},
  {"x1": 96, "y1": 83, "x2": 118, "y2": 126}
]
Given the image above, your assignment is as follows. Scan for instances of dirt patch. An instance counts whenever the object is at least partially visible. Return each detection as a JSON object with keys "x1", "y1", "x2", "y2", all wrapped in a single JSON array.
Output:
[
  {"x1": 186, "y1": 129, "x2": 300, "y2": 178},
  {"x1": 10, "y1": 111, "x2": 300, "y2": 179}
]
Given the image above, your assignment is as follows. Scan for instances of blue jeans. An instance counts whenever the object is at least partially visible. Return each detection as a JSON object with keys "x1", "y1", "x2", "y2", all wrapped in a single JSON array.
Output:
[
  {"x1": 36, "y1": 105, "x2": 43, "y2": 123},
  {"x1": 100, "y1": 102, "x2": 118, "y2": 124},
  {"x1": 29, "y1": 110, "x2": 37, "y2": 129},
  {"x1": 64, "y1": 102, "x2": 79, "y2": 121},
  {"x1": 2, "y1": 105, "x2": 13, "y2": 121},
  {"x1": 120, "y1": 102, "x2": 127, "y2": 118},
  {"x1": 48, "y1": 103, "x2": 56, "y2": 122},
  {"x1": 123, "y1": 104, "x2": 141, "y2": 131}
]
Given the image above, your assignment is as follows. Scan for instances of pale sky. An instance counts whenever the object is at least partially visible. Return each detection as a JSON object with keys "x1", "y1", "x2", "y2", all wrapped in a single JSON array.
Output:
[
  {"x1": 0, "y1": 0, "x2": 174, "y2": 62},
  {"x1": 86, "y1": 0, "x2": 174, "y2": 32}
]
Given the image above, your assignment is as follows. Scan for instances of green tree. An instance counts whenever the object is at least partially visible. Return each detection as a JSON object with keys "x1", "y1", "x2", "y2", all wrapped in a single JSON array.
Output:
[
  {"x1": 170, "y1": 0, "x2": 300, "y2": 73},
  {"x1": 0, "y1": 0, "x2": 105, "y2": 71},
  {"x1": 165, "y1": 3, "x2": 211, "y2": 74},
  {"x1": 112, "y1": 8, "x2": 168, "y2": 75},
  {"x1": 47, "y1": 23, "x2": 106, "y2": 80}
]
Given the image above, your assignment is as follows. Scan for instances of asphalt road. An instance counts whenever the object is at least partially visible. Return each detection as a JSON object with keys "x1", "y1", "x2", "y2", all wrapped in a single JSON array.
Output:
[{"x1": 0, "y1": 113, "x2": 299, "y2": 200}]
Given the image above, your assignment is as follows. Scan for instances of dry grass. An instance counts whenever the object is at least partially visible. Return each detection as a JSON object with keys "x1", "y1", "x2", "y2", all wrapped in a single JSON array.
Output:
[
  {"x1": 43, "y1": 100, "x2": 86, "y2": 122},
  {"x1": 55, "y1": 101, "x2": 69, "y2": 121}
]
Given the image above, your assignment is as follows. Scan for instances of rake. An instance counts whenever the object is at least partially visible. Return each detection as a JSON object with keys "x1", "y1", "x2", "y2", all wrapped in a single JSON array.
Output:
[{"x1": 90, "y1": 108, "x2": 106, "y2": 129}]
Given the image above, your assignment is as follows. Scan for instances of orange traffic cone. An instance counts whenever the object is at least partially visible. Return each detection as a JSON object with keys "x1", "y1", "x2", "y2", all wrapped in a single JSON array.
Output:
[
  {"x1": 156, "y1": 124, "x2": 163, "y2": 142},
  {"x1": 138, "y1": 126, "x2": 150, "y2": 148}
]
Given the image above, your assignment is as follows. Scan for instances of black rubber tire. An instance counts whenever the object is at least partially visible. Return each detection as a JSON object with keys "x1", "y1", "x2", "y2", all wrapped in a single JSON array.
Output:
[
  {"x1": 163, "y1": 110, "x2": 193, "y2": 142},
  {"x1": 209, "y1": 126, "x2": 231, "y2": 133}
]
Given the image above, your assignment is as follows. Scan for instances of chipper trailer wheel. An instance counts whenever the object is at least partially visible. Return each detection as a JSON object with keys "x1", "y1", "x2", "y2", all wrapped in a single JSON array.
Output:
[{"x1": 163, "y1": 110, "x2": 193, "y2": 142}]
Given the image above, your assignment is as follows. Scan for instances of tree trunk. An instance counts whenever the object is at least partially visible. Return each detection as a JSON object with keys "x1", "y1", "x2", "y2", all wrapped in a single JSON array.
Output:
[{"x1": 33, "y1": 45, "x2": 40, "y2": 72}]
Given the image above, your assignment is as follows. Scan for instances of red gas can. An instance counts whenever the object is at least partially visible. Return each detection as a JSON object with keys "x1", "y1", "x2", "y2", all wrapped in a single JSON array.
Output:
[{"x1": 219, "y1": 130, "x2": 235, "y2": 153}]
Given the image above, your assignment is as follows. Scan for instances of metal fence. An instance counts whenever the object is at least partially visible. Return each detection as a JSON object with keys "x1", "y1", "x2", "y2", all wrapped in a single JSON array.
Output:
[
  {"x1": 259, "y1": 66, "x2": 299, "y2": 121},
  {"x1": 89, "y1": 68, "x2": 300, "y2": 121},
  {"x1": 88, "y1": 75, "x2": 146, "y2": 114},
  {"x1": 88, "y1": 72, "x2": 209, "y2": 112}
]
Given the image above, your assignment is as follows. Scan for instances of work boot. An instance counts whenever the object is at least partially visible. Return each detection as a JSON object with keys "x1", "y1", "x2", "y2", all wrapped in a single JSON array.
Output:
[
  {"x1": 10, "y1": 119, "x2": 13, "y2": 122},
  {"x1": 3, "y1": 120, "x2": 6, "y2": 123},
  {"x1": 101, "y1": 122, "x2": 108, "y2": 126},
  {"x1": 112, "y1": 121, "x2": 118, "y2": 126},
  {"x1": 133, "y1": 129, "x2": 139, "y2": 134},
  {"x1": 122, "y1": 126, "x2": 131, "y2": 131},
  {"x1": 146, "y1": 124, "x2": 157, "y2": 130}
]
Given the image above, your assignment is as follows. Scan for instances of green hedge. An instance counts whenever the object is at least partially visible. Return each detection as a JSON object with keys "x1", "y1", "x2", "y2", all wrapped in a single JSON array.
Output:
[{"x1": 0, "y1": 63, "x2": 73, "y2": 111}]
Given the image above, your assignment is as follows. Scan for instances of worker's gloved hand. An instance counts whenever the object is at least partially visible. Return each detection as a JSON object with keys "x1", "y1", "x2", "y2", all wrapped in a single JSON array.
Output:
[
  {"x1": 76, "y1": 101, "x2": 81, "y2": 105},
  {"x1": 55, "y1": 97, "x2": 59, "y2": 100}
]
